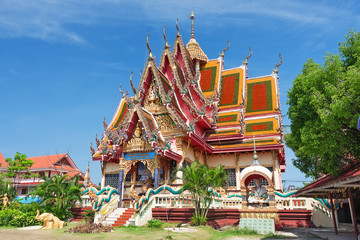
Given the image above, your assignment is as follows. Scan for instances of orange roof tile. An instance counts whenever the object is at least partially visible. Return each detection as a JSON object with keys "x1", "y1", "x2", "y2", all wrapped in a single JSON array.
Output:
[
  {"x1": 0, "y1": 153, "x2": 6, "y2": 169},
  {"x1": 28, "y1": 153, "x2": 68, "y2": 169}
]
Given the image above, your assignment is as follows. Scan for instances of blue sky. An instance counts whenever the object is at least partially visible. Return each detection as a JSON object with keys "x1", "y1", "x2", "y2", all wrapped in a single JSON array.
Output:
[{"x1": 0, "y1": 0, "x2": 359, "y2": 187}]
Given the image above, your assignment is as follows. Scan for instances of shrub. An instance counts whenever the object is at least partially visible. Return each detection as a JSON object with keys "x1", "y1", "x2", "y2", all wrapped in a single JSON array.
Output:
[
  {"x1": 83, "y1": 209, "x2": 95, "y2": 223},
  {"x1": 68, "y1": 222, "x2": 113, "y2": 233},
  {"x1": 190, "y1": 215, "x2": 207, "y2": 226},
  {"x1": 147, "y1": 219, "x2": 164, "y2": 229},
  {"x1": 0, "y1": 208, "x2": 40, "y2": 227}
]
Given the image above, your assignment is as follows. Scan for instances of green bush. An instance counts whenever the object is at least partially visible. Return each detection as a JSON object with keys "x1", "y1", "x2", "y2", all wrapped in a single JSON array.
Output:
[
  {"x1": 84, "y1": 209, "x2": 95, "y2": 223},
  {"x1": 0, "y1": 208, "x2": 41, "y2": 227},
  {"x1": 147, "y1": 219, "x2": 164, "y2": 229},
  {"x1": 191, "y1": 215, "x2": 207, "y2": 226}
]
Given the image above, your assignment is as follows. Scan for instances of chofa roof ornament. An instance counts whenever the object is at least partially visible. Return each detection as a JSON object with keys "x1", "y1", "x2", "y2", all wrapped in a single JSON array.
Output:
[
  {"x1": 273, "y1": 53, "x2": 283, "y2": 74},
  {"x1": 243, "y1": 46, "x2": 253, "y2": 65}
]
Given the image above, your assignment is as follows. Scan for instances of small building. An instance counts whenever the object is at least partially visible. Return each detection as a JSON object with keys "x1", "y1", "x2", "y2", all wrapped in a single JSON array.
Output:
[{"x1": 0, "y1": 153, "x2": 86, "y2": 197}]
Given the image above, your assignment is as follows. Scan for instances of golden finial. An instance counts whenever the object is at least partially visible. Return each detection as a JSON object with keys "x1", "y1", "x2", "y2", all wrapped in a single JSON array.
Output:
[
  {"x1": 176, "y1": 18, "x2": 180, "y2": 36},
  {"x1": 243, "y1": 46, "x2": 253, "y2": 65},
  {"x1": 163, "y1": 25, "x2": 169, "y2": 48},
  {"x1": 129, "y1": 70, "x2": 137, "y2": 95},
  {"x1": 190, "y1": 12, "x2": 195, "y2": 40},
  {"x1": 220, "y1": 40, "x2": 230, "y2": 57},
  {"x1": 273, "y1": 53, "x2": 283, "y2": 73},
  {"x1": 146, "y1": 32, "x2": 153, "y2": 58}
]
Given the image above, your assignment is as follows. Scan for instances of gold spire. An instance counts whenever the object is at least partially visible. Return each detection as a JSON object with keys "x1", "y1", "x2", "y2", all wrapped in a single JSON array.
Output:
[
  {"x1": 84, "y1": 162, "x2": 90, "y2": 187},
  {"x1": 190, "y1": 12, "x2": 195, "y2": 40},
  {"x1": 186, "y1": 12, "x2": 208, "y2": 62}
]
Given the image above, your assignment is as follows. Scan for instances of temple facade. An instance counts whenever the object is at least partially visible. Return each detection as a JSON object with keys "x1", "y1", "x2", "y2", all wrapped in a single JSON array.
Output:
[{"x1": 91, "y1": 13, "x2": 285, "y2": 204}]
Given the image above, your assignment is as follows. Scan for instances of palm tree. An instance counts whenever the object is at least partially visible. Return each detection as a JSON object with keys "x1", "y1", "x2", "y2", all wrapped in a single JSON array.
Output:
[
  {"x1": 30, "y1": 174, "x2": 83, "y2": 219},
  {"x1": 178, "y1": 161, "x2": 227, "y2": 225}
]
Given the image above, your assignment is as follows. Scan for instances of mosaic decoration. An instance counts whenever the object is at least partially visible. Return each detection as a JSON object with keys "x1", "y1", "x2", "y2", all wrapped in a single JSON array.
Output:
[
  {"x1": 114, "y1": 101, "x2": 129, "y2": 128},
  {"x1": 239, "y1": 218, "x2": 274, "y2": 234}
]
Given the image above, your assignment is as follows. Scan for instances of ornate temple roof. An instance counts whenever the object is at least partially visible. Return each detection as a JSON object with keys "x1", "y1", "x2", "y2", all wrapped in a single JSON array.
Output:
[
  {"x1": 186, "y1": 39, "x2": 208, "y2": 62},
  {"x1": 186, "y1": 12, "x2": 208, "y2": 62},
  {"x1": 92, "y1": 13, "x2": 285, "y2": 171}
]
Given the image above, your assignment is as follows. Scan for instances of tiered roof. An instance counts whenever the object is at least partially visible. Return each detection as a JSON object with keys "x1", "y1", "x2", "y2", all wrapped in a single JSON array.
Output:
[{"x1": 92, "y1": 14, "x2": 285, "y2": 171}]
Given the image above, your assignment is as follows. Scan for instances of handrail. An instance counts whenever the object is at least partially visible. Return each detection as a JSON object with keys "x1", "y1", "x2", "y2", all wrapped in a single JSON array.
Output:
[{"x1": 81, "y1": 186, "x2": 119, "y2": 212}]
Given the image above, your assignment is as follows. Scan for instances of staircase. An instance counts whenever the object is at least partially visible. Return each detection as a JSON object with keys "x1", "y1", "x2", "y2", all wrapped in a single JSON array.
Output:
[
  {"x1": 279, "y1": 209, "x2": 316, "y2": 228},
  {"x1": 71, "y1": 207, "x2": 92, "y2": 222},
  {"x1": 103, "y1": 208, "x2": 135, "y2": 227}
]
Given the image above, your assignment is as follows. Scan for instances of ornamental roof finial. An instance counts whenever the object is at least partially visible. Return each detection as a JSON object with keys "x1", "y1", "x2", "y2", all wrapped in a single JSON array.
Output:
[
  {"x1": 252, "y1": 136, "x2": 260, "y2": 165},
  {"x1": 146, "y1": 32, "x2": 153, "y2": 58},
  {"x1": 220, "y1": 40, "x2": 230, "y2": 57},
  {"x1": 176, "y1": 18, "x2": 180, "y2": 36},
  {"x1": 243, "y1": 46, "x2": 253, "y2": 65},
  {"x1": 190, "y1": 12, "x2": 195, "y2": 40},
  {"x1": 129, "y1": 70, "x2": 137, "y2": 96},
  {"x1": 163, "y1": 25, "x2": 169, "y2": 48},
  {"x1": 273, "y1": 53, "x2": 283, "y2": 74}
]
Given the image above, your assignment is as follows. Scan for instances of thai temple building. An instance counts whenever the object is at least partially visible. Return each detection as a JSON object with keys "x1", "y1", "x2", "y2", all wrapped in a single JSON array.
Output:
[
  {"x1": 86, "y1": 13, "x2": 333, "y2": 231},
  {"x1": 92, "y1": 12, "x2": 285, "y2": 197}
]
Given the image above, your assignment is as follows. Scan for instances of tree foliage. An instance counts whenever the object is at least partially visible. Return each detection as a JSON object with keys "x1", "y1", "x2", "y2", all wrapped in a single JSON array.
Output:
[
  {"x1": 177, "y1": 161, "x2": 227, "y2": 225},
  {"x1": 30, "y1": 174, "x2": 83, "y2": 219},
  {"x1": 5, "y1": 152, "x2": 34, "y2": 179},
  {"x1": 286, "y1": 30, "x2": 360, "y2": 178}
]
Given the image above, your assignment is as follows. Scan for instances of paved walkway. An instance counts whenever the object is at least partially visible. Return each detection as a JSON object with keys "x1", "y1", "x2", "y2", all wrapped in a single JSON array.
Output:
[{"x1": 307, "y1": 224, "x2": 358, "y2": 240}]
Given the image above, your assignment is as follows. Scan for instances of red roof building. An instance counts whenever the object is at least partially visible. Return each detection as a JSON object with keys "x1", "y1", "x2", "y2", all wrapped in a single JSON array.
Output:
[{"x1": 0, "y1": 153, "x2": 86, "y2": 196}]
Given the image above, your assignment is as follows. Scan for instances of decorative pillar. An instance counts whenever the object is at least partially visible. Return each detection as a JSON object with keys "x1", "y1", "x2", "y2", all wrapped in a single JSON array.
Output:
[
  {"x1": 348, "y1": 188, "x2": 359, "y2": 238},
  {"x1": 329, "y1": 194, "x2": 338, "y2": 235},
  {"x1": 153, "y1": 156, "x2": 161, "y2": 189},
  {"x1": 176, "y1": 161, "x2": 183, "y2": 184},
  {"x1": 118, "y1": 157, "x2": 125, "y2": 208}
]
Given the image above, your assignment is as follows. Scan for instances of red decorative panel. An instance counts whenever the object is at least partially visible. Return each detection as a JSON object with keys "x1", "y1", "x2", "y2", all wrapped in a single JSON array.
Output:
[
  {"x1": 251, "y1": 83, "x2": 268, "y2": 111},
  {"x1": 220, "y1": 75, "x2": 236, "y2": 105},
  {"x1": 251, "y1": 124, "x2": 268, "y2": 131},
  {"x1": 200, "y1": 68, "x2": 214, "y2": 91}
]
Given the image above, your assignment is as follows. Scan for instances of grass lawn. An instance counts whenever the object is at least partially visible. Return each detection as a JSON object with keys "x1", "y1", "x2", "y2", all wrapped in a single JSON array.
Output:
[{"x1": 0, "y1": 222, "x2": 296, "y2": 240}]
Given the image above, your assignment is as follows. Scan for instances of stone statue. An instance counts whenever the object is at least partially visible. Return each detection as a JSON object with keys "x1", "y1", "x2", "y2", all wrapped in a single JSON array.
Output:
[
  {"x1": 248, "y1": 178, "x2": 268, "y2": 203},
  {"x1": 35, "y1": 210, "x2": 64, "y2": 229},
  {"x1": 0, "y1": 193, "x2": 9, "y2": 208}
]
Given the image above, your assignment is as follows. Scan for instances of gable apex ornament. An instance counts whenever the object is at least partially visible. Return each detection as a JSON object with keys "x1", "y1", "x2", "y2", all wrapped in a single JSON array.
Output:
[{"x1": 273, "y1": 53, "x2": 283, "y2": 74}]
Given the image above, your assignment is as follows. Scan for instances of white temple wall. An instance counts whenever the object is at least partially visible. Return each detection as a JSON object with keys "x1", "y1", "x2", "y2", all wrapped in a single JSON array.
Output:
[{"x1": 104, "y1": 162, "x2": 119, "y2": 174}]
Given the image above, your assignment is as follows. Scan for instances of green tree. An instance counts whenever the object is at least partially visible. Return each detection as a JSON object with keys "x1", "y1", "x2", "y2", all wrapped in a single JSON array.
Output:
[
  {"x1": 5, "y1": 152, "x2": 34, "y2": 182},
  {"x1": 177, "y1": 161, "x2": 227, "y2": 225},
  {"x1": 30, "y1": 174, "x2": 83, "y2": 220},
  {"x1": 286, "y1": 30, "x2": 360, "y2": 178}
]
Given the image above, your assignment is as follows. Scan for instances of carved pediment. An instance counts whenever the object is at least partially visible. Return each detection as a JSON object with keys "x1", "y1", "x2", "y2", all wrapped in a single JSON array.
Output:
[{"x1": 123, "y1": 122, "x2": 153, "y2": 152}]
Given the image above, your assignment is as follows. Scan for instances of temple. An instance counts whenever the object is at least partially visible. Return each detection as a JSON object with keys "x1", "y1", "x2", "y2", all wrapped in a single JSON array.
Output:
[{"x1": 91, "y1": 12, "x2": 284, "y2": 203}]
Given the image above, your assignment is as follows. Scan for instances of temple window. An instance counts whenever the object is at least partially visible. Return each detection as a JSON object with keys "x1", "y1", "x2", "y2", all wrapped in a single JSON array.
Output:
[
  {"x1": 21, "y1": 188, "x2": 27, "y2": 195},
  {"x1": 248, "y1": 178, "x2": 269, "y2": 187},
  {"x1": 169, "y1": 160, "x2": 177, "y2": 180},
  {"x1": 226, "y1": 168, "x2": 236, "y2": 187},
  {"x1": 105, "y1": 173, "x2": 119, "y2": 189},
  {"x1": 125, "y1": 172, "x2": 132, "y2": 182}
]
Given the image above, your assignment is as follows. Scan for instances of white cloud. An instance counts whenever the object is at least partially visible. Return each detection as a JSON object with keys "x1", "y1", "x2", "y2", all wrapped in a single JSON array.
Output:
[{"x1": 0, "y1": 0, "x2": 358, "y2": 44}]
